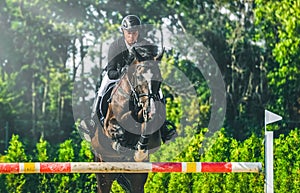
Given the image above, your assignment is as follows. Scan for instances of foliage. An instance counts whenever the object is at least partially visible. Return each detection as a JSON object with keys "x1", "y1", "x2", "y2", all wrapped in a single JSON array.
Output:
[
  {"x1": 0, "y1": 68, "x2": 23, "y2": 126},
  {"x1": 273, "y1": 129, "x2": 300, "y2": 192},
  {"x1": 0, "y1": 0, "x2": 299, "y2": 192},
  {"x1": 0, "y1": 135, "x2": 99, "y2": 192},
  {"x1": 0, "y1": 0, "x2": 297, "y2": 143},
  {"x1": 146, "y1": 128, "x2": 300, "y2": 192},
  {"x1": 0, "y1": 128, "x2": 299, "y2": 192},
  {"x1": 35, "y1": 138, "x2": 51, "y2": 193},
  {"x1": 4, "y1": 135, "x2": 27, "y2": 193},
  {"x1": 78, "y1": 140, "x2": 97, "y2": 193},
  {"x1": 255, "y1": 0, "x2": 300, "y2": 132}
]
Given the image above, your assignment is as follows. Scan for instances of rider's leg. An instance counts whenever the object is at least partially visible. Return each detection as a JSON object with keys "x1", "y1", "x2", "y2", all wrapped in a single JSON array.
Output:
[
  {"x1": 95, "y1": 74, "x2": 119, "y2": 123},
  {"x1": 92, "y1": 74, "x2": 117, "y2": 125}
]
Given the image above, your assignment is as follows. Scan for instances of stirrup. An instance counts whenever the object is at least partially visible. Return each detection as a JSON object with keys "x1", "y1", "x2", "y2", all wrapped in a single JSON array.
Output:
[{"x1": 100, "y1": 116, "x2": 104, "y2": 127}]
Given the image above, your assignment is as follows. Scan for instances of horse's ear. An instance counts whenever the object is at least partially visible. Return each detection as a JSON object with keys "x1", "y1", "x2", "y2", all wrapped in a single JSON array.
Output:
[
  {"x1": 154, "y1": 47, "x2": 165, "y2": 61},
  {"x1": 132, "y1": 47, "x2": 144, "y2": 62}
]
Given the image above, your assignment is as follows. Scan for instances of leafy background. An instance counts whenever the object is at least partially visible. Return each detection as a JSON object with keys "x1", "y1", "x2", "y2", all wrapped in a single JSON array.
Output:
[{"x1": 0, "y1": 0, "x2": 299, "y2": 192}]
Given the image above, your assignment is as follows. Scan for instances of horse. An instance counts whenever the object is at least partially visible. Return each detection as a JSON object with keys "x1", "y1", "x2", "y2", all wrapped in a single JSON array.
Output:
[{"x1": 90, "y1": 45, "x2": 166, "y2": 193}]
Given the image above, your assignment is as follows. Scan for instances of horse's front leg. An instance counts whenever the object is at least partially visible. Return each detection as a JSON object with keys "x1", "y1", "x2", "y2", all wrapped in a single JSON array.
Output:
[
  {"x1": 118, "y1": 111, "x2": 149, "y2": 162},
  {"x1": 96, "y1": 173, "x2": 118, "y2": 193},
  {"x1": 134, "y1": 122, "x2": 149, "y2": 162},
  {"x1": 106, "y1": 110, "x2": 125, "y2": 141},
  {"x1": 134, "y1": 144, "x2": 149, "y2": 162},
  {"x1": 103, "y1": 104, "x2": 117, "y2": 138}
]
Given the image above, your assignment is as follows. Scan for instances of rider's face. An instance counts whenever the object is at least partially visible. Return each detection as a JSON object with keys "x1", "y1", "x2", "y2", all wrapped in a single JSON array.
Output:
[{"x1": 123, "y1": 29, "x2": 139, "y2": 46}]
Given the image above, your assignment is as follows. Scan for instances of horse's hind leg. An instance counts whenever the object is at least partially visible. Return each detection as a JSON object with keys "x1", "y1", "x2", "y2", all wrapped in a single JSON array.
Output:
[
  {"x1": 96, "y1": 173, "x2": 117, "y2": 193},
  {"x1": 119, "y1": 173, "x2": 148, "y2": 193},
  {"x1": 94, "y1": 156, "x2": 116, "y2": 193}
]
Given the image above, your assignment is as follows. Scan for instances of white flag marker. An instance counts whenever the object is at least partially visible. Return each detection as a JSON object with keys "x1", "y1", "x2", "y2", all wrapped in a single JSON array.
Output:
[
  {"x1": 264, "y1": 109, "x2": 282, "y2": 193},
  {"x1": 265, "y1": 110, "x2": 282, "y2": 125}
]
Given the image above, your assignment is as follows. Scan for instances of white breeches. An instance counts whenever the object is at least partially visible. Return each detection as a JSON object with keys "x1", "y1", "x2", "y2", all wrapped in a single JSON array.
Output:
[{"x1": 97, "y1": 73, "x2": 119, "y2": 97}]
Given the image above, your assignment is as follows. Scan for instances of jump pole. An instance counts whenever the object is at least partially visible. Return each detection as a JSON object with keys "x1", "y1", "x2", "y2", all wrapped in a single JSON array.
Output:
[{"x1": 0, "y1": 162, "x2": 262, "y2": 174}]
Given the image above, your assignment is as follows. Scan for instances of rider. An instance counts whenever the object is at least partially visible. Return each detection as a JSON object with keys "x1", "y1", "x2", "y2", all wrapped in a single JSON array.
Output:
[{"x1": 80, "y1": 15, "x2": 176, "y2": 143}]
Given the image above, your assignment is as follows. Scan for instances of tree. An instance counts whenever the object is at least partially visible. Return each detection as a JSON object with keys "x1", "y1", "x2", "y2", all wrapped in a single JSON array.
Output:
[
  {"x1": 35, "y1": 137, "x2": 51, "y2": 193},
  {"x1": 125, "y1": 0, "x2": 268, "y2": 139},
  {"x1": 273, "y1": 129, "x2": 300, "y2": 192},
  {"x1": 255, "y1": 0, "x2": 300, "y2": 132},
  {"x1": 0, "y1": 0, "x2": 75, "y2": 144},
  {"x1": 54, "y1": 139, "x2": 77, "y2": 192},
  {"x1": 4, "y1": 135, "x2": 27, "y2": 193},
  {"x1": 0, "y1": 68, "x2": 23, "y2": 129},
  {"x1": 78, "y1": 140, "x2": 97, "y2": 193}
]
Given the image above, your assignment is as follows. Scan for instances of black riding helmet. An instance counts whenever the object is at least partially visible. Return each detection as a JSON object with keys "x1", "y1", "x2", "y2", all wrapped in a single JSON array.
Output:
[{"x1": 121, "y1": 15, "x2": 141, "y2": 31}]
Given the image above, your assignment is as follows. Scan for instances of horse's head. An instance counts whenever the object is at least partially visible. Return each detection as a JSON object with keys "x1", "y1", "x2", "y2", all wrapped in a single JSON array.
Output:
[{"x1": 129, "y1": 46, "x2": 164, "y2": 122}]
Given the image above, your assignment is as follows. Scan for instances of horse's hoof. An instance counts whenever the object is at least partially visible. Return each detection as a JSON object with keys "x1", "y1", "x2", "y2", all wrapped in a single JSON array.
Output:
[
  {"x1": 112, "y1": 141, "x2": 121, "y2": 151},
  {"x1": 162, "y1": 129, "x2": 178, "y2": 144},
  {"x1": 134, "y1": 149, "x2": 149, "y2": 162}
]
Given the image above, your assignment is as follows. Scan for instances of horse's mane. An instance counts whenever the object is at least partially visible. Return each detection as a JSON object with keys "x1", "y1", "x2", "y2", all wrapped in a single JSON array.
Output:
[{"x1": 132, "y1": 44, "x2": 159, "y2": 61}]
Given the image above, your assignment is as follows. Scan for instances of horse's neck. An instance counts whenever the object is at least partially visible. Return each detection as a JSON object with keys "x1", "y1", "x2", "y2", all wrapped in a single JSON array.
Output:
[{"x1": 113, "y1": 74, "x2": 132, "y2": 101}]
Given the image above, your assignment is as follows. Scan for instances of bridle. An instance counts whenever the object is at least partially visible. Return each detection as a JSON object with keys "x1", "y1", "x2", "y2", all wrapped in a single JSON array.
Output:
[{"x1": 126, "y1": 63, "x2": 159, "y2": 122}]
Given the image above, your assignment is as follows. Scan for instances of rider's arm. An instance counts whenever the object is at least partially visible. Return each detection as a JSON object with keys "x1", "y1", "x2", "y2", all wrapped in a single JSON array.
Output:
[
  {"x1": 107, "y1": 39, "x2": 129, "y2": 80},
  {"x1": 107, "y1": 40, "x2": 122, "y2": 80},
  {"x1": 107, "y1": 60, "x2": 120, "y2": 80}
]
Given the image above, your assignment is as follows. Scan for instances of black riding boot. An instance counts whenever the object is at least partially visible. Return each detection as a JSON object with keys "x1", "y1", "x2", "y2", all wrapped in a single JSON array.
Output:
[{"x1": 160, "y1": 120, "x2": 177, "y2": 143}]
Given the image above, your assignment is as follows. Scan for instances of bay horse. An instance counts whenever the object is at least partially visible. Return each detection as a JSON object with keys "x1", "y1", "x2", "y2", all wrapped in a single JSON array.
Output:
[{"x1": 91, "y1": 45, "x2": 165, "y2": 193}]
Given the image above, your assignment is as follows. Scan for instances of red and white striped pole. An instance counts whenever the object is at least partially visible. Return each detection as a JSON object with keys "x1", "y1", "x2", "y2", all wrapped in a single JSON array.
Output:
[{"x1": 0, "y1": 162, "x2": 262, "y2": 174}]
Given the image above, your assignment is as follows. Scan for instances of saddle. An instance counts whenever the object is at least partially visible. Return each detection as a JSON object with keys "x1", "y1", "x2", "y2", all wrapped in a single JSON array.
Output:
[{"x1": 99, "y1": 83, "x2": 115, "y2": 120}]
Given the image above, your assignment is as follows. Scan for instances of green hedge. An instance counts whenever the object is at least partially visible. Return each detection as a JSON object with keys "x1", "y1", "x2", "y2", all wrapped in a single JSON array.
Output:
[{"x1": 0, "y1": 128, "x2": 299, "y2": 192}]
